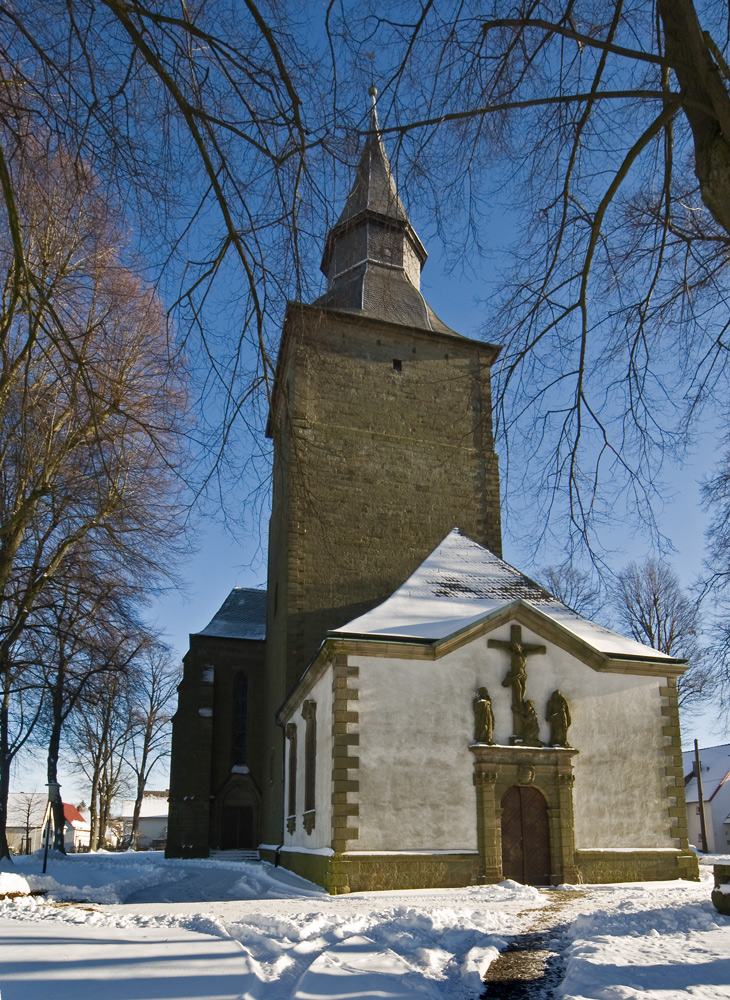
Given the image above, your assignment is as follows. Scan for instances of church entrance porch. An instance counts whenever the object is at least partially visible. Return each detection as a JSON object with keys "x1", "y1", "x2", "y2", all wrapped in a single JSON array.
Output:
[
  {"x1": 501, "y1": 785, "x2": 551, "y2": 885},
  {"x1": 470, "y1": 744, "x2": 580, "y2": 886}
]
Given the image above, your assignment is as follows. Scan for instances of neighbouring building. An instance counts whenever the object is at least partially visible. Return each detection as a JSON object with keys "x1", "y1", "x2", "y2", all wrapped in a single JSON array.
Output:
[
  {"x1": 684, "y1": 743, "x2": 730, "y2": 854},
  {"x1": 6, "y1": 794, "x2": 90, "y2": 854},
  {"x1": 167, "y1": 91, "x2": 697, "y2": 891},
  {"x1": 6, "y1": 792, "x2": 46, "y2": 855},
  {"x1": 120, "y1": 790, "x2": 170, "y2": 849},
  {"x1": 62, "y1": 803, "x2": 90, "y2": 853}
]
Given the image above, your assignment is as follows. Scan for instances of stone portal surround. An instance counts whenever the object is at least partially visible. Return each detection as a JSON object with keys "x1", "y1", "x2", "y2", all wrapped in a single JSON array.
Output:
[{"x1": 470, "y1": 743, "x2": 580, "y2": 885}]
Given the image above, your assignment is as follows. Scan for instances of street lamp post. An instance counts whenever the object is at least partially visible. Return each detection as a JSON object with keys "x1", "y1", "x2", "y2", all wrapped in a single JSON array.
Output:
[{"x1": 42, "y1": 780, "x2": 61, "y2": 874}]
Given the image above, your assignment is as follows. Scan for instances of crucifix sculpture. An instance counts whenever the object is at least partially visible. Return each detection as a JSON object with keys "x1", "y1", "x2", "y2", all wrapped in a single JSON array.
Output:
[{"x1": 488, "y1": 624, "x2": 546, "y2": 745}]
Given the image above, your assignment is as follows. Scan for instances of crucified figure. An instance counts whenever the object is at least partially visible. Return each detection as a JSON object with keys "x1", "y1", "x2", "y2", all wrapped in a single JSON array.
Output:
[{"x1": 488, "y1": 625, "x2": 546, "y2": 739}]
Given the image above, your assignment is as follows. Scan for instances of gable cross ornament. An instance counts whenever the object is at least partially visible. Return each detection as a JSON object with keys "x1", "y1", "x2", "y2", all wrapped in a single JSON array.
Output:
[{"x1": 488, "y1": 624, "x2": 546, "y2": 746}]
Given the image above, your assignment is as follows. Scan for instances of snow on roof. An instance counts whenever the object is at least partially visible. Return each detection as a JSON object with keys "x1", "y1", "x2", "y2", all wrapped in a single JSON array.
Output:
[
  {"x1": 331, "y1": 529, "x2": 678, "y2": 661},
  {"x1": 683, "y1": 743, "x2": 730, "y2": 802},
  {"x1": 196, "y1": 587, "x2": 266, "y2": 641},
  {"x1": 120, "y1": 794, "x2": 170, "y2": 819},
  {"x1": 63, "y1": 803, "x2": 90, "y2": 830}
]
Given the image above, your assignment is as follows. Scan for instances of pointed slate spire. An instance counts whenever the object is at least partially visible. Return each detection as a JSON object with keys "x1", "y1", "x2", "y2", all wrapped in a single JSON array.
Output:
[
  {"x1": 315, "y1": 88, "x2": 456, "y2": 335},
  {"x1": 330, "y1": 87, "x2": 413, "y2": 235}
]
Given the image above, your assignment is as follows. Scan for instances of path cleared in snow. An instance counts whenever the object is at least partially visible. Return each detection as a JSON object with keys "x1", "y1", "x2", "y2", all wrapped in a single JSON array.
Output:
[{"x1": 0, "y1": 851, "x2": 727, "y2": 1000}]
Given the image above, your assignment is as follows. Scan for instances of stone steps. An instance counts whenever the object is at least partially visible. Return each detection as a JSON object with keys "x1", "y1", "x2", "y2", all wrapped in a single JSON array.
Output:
[{"x1": 209, "y1": 849, "x2": 260, "y2": 862}]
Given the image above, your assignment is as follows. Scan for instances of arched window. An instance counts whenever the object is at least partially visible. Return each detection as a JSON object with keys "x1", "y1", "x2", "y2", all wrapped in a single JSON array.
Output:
[
  {"x1": 286, "y1": 723, "x2": 297, "y2": 833},
  {"x1": 302, "y1": 700, "x2": 316, "y2": 833},
  {"x1": 233, "y1": 673, "x2": 248, "y2": 766}
]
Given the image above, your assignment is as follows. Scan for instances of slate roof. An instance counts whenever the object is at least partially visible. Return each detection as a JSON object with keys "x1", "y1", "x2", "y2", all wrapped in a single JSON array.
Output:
[
  {"x1": 333, "y1": 108, "x2": 411, "y2": 230},
  {"x1": 196, "y1": 587, "x2": 266, "y2": 641},
  {"x1": 315, "y1": 93, "x2": 456, "y2": 337},
  {"x1": 331, "y1": 528, "x2": 682, "y2": 662},
  {"x1": 314, "y1": 264, "x2": 457, "y2": 335},
  {"x1": 683, "y1": 744, "x2": 730, "y2": 803}
]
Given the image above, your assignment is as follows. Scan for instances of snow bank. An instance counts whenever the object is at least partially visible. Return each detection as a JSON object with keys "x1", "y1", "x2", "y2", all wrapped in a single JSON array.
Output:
[
  {"x1": 558, "y1": 879, "x2": 730, "y2": 1000},
  {"x1": 0, "y1": 871, "x2": 31, "y2": 898},
  {"x1": 4, "y1": 852, "x2": 726, "y2": 1000},
  {"x1": 0, "y1": 852, "x2": 532, "y2": 999}
]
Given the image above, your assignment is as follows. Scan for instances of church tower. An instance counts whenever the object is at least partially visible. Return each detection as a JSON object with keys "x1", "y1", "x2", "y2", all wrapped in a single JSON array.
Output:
[{"x1": 261, "y1": 91, "x2": 502, "y2": 841}]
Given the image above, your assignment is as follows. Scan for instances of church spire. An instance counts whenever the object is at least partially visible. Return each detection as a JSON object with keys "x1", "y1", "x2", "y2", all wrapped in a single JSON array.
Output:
[
  {"x1": 315, "y1": 88, "x2": 455, "y2": 335},
  {"x1": 326, "y1": 86, "x2": 416, "y2": 243}
]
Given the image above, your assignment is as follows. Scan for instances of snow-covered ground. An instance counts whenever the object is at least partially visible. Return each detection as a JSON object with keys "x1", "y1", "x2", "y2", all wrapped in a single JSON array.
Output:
[{"x1": 0, "y1": 851, "x2": 727, "y2": 999}]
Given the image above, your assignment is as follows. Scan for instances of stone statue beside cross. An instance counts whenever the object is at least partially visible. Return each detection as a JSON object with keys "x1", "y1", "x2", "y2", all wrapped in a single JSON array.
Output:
[{"x1": 470, "y1": 624, "x2": 573, "y2": 747}]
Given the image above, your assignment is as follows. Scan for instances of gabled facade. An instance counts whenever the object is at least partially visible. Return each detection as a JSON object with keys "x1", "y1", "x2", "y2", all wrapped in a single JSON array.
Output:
[
  {"x1": 277, "y1": 530, "x2": 697, "y2": 891},
  {"x1": 6, "y1": 794, "x2": 90, "y2": 855}
]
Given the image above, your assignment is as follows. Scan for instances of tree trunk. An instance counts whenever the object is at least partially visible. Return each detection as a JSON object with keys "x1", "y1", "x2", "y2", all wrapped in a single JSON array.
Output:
[
  {"x1": 47, "y1": 692, "x2": 67, "y2": 853},
  {"x1": 659, "y1": 0, "x2": 730, "y2": 237},
  {"x1": 89, "y1": 767, "x2": 100, "y2": 850},
  {"x1": 98, "y1": 770, "x2": 110, "y2": 848},
  {"x1": 131, "y1": 737, "x2": 150, "y2": 850},
  {"x1": 0, "y1": 690, "x2": 12, "y2": 862}
]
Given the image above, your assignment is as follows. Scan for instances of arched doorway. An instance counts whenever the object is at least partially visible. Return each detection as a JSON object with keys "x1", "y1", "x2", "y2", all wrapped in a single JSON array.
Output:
[
  {"x1": 214, "y1": 780, "x2": 259, "y2": 850},
  {"x1": 501, "y1": 785, "x2": 551, "y2": 885}
]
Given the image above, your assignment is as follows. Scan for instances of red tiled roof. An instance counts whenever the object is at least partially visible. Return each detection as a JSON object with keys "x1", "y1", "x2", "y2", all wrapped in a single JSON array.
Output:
[{"x1": 63, "y1": 802, "x2": 87, "y2": 825}]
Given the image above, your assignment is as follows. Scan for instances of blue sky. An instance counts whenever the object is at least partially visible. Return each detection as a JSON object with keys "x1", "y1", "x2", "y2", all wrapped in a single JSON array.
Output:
[
  {"x1": 143, "y1": 227, "x2": 726, "y2": 759},
  {"x1": 13, "y1": 109, "x2": 729, "y2": 804}
]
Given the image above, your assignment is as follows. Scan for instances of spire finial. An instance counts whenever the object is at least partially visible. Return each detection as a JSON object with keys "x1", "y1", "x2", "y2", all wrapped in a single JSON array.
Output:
[{"x1": 367, "y1": 84, "x2": 378, "y2": 132}]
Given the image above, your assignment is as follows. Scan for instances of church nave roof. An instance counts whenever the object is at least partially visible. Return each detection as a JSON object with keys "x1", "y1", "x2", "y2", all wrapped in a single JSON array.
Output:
[
  {"x1": 330, "y1": 528, "x2": 683, "y2": 664},
  {"x1": 195, "y1": 586, "x2": 266, "y2": 641}
]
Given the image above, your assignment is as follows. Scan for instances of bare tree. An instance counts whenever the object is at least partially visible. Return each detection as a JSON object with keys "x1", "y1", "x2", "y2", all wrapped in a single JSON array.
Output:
[
  {"x1": 15, "y1": 791, "x2": 44, "y2": 855},
  {"x1": 540, "y1": 555, "x2": 709, "y2": 708},
  {"x1": 323, "y1": 1, "x2": 730, "y2": 561},
  {"x1": 125, "y1": 647, "x2": 179, "y2": 850},
  {"x1": 0, "y1": 1, "x2": 325, "y2": 483},
  {"x1": 29, "y1": 562, "x2": 155, "y2": 851},
  {"x1": 540, "y1": 564, "x2": 604, "y2": 621},
  {"x1": 3, "y1": 3, "x2": 730, "y2": 555},
  {"x1": 611, "y1": 558, "x2": 709, "y2": 707},
  {"x1": 71, "y1": 671, "x2": 133, "y2": 851},
  {"x1": 0, "y1": 136, "x2": 186, "y2": 859}
]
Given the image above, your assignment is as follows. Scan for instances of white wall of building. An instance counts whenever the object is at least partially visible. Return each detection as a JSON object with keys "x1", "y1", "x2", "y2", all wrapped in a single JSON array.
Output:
[{"x1": 353, "y1": 619, "x2": 673, "y2": 852}]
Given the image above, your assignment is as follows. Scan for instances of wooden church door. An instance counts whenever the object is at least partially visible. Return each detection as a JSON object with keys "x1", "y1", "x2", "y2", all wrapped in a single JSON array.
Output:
[
  {"x1": 501, "y1": 785, "x2": 551, "y2": 885},
  {"x1": 222, "y1": 805, "x2": 254, "y2": 849}
]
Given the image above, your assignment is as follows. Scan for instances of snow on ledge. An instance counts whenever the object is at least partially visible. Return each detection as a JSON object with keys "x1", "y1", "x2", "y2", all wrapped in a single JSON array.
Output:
[{"x1": 578, "y1": 846, "x2": 682, "y2": 852}]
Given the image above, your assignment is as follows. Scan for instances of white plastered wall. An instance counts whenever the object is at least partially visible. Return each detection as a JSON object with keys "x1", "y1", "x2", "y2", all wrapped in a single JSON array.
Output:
[
  {"x1": 283, "y1": 665, "x2": 333, "y2": 851},
  {"x1": 353, "y1": 619, "x2": 673, "y2": 852}
]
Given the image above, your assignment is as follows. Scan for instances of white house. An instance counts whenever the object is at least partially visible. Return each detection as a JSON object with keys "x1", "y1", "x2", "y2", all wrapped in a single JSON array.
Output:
[
  {"x1": 120, "y1": 790, "x2": 169, "y2": 848},
  {"x1": 6, "y1": 792, "x2": 46, "y2": 854},
  {"x1": 7, "y1": 793, "x2": 90, "y2": 854},
  {"x1": 276, "y1": 529, "x2": 698, "y2": 893},
  {"x1": 683, "y1": 743, "x2": 730, "y2": 854},
  {"x1": 62, "y1": 803, "x2": 90, "y2": 852}
]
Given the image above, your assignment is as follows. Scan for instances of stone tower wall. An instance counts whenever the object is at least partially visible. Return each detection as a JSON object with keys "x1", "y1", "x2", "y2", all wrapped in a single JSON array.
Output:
[{"x1": 260, "y1": 302, "x2": 501, "y2": 841}]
